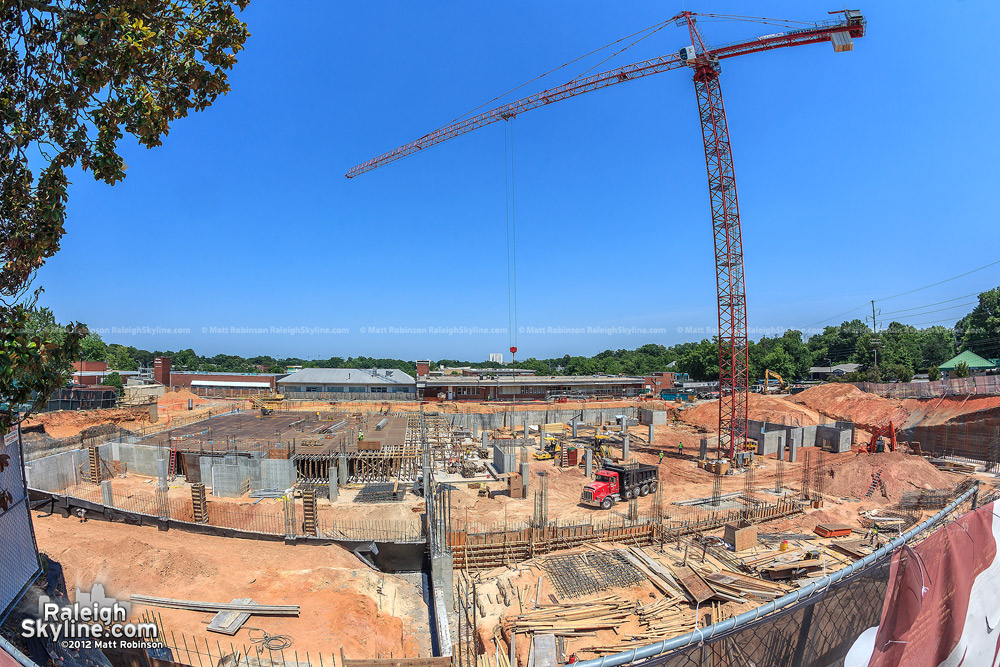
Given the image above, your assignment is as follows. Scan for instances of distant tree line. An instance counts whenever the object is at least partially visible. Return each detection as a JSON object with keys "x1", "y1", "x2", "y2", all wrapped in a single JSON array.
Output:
[{"x1": 35, "y1": 287, "x2": 1000, "y2": 386}]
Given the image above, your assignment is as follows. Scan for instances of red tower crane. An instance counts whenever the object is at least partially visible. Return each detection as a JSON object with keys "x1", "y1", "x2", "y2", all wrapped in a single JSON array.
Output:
[{"x1": 347, "y1": 10, "x2": 866, "y2": 460}]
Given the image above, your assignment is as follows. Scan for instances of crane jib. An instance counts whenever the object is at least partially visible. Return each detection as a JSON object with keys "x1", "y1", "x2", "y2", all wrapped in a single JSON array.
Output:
[{"x1": 345, "y1": 17, "x2": 862, "y2": 178}]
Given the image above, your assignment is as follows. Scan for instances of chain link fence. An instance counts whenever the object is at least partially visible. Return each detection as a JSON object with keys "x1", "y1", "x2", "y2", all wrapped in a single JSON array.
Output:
[
  {"x1": 571, "y1": 485, "x2": 981, "y2": 667},
  {"x1": 0, "y1": 426, "x2": 41, "y2": 622}
]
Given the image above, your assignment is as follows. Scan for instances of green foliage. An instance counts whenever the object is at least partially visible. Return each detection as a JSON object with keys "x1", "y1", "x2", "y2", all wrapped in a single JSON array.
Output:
[
  {"x1": 79, "y1": 332, "x2": 107, "y2": 361},
  {"x1": 749, "y1": 331, "x2": 810, "y2": 383},
  {"x1": 927, "y1": 365, "x2": 941, "y2": 382},
  {"x1": 106, "y1": 344, "x2": 137, "y2": 371},
  {"x1": 806, "y1": 319, "x2": 868, "y2": 367},
  {"x1": 102, "y1": 371, "x2": 123, "y2": 395},
  {"x1": 676, "y1": 339, "x2": 719, "y2": 382},
  {"x1": 918, "y1": 327, "x2": 955, "y2": 370},
  {"x1": 956, "y1": 287, "x2": 1000, "y2": 358},
  {"x1": 1, "y1": 1, "x2": 250, "y2": 295},
  {"x1": 883, "y1": 363, "x2": 914, "y2": 383},
  {"x1": 1, "y1": 305, "x2": 82, "y2": 433},
  {"x1": 953, "y1": 361, "x2": 971, "y2": 378}
]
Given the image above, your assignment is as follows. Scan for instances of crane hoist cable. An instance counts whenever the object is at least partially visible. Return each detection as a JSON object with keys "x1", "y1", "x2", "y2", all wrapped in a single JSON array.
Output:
[{"x1": 504, "y1": 118, "x2": 518, "y2": 361}]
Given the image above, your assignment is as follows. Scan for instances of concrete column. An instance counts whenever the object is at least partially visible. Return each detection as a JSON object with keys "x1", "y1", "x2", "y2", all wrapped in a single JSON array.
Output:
[
  {"x1": 699, "y1": 438, "x2": 709, "y2": 460},
  {"x1": 338, "y1": 453, "x2": 348, "y2": 486},
  {"x1": 585, "y1": 448, "x2": 593, "y2": 477},
  {"x1": 789, "y1": 433, "x2": 798, "y2": 463},
  {"x1": 473, "y1": 424, "x2": 479, "y2": 439},
  {"x1": 520, "y1": 462, "x2": 530, "y2": 495},
  {"x1": 572, "y1": 420, "x2": 578, "y2": 437},
  {"x1": 329, "y1": 466, "x2": 339, "y2": 501},
  {"x1": 101, "y1": 480, "x2": 113, "y2": 507},
  {"x1": 648, "y1": 423, "x2": 655, "y2": 443},
  {"x1": 776, "y1": 438, "x2": 784, "y2": 463},
  {"x1": 622, "y1": 434, "x2": 630, "y2": 462},
  {"x1": 155, "y1": 457, "x2": 168, "y2": 492}
]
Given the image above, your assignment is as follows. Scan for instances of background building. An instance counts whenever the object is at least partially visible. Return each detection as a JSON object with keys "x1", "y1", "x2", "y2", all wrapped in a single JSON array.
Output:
[
  {"x1": 421, "y1": 375, "x2": 645, "y2": 401},
  {"x1": 278, "y1": 368, "x2": 416, "y2": 399}
]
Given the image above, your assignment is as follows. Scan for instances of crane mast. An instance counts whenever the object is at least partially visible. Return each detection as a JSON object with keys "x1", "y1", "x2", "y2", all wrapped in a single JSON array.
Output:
[
  {"x1": 347, "y1": 11, "x2": 866, "y2": 461},
  {"x1": 680, "y1": 11, "x2": 750, "y2": 460}
]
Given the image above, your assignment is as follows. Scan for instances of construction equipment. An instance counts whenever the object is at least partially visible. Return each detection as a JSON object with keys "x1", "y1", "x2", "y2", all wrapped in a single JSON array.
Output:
[
  {"x1": 765, "y1": 370, "x2": 788, "y2": 394},
  {"x1": 581, "y1": 463, "x2": 659, "y2": 510},
  {"x1": 345, "y1": 11, "x2": 866, "y2": 463},
  {"x1": 865, "y1": 422, "x2": 898, "y2": 454},
  {"x1": 533, "y1": 436, "x2": 560, "y2": 461},
  {"x1": 753, "y1": 370, "x2": 788, "y2": 394}
]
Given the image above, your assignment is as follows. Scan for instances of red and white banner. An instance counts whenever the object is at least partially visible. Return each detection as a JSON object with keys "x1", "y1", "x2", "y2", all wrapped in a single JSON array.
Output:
[{"x1": 846, "y1": 501, "x2": 1000, "y2": 667}]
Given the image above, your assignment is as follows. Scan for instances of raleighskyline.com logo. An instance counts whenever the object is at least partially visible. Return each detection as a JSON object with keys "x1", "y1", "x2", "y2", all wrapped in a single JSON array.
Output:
[{"x1": 21, "y1": 585, "x2": 162, "y2": 650}]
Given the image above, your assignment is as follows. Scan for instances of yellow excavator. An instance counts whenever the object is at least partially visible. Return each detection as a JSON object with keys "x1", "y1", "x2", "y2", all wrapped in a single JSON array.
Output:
[{"x1": 763, "y1": 369, "x2": 788, "y2": 394}]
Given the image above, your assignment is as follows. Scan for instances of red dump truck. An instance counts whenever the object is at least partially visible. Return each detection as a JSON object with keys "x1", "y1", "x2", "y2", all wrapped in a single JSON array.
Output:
[{"x1": 581, "y1": 463, "x2": 659, "y2": 510}]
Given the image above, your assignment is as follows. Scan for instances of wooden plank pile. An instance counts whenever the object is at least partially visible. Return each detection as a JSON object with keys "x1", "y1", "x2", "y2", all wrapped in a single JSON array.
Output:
[{"x1": 505, "y1": 597, "x2": 634, "y2": 638}]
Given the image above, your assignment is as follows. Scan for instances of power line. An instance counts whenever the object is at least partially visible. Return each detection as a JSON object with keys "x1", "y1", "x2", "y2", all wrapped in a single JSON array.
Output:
[
  {"x1": 876, "y1": 259, "x2": 1000, "y2": 302},
  {"x1": 881, "y1": 301, "x2": 977, "y2": 322},
  {"x1": 878, "y1": 292, "x2": 985, "y2": 317},
  {"x1": 800, "y1": 280, "x2": 996, "y2": 335}
]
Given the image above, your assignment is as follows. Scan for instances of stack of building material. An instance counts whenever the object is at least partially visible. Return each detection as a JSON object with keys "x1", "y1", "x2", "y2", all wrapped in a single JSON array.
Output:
[{"x1": 506, "y1": 597, "x2": 634, "y2": 637}]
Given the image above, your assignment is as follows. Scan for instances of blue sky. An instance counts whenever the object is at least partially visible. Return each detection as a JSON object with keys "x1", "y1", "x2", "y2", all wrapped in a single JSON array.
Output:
[{"x1": 35, "y1": 1, "x2": 999, "y2": 362}]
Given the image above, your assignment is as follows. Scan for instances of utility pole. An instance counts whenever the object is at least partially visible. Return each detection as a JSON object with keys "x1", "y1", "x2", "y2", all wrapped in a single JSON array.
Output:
[{"x1": 868, "y1": 300, "x2": 881, "y2": 379}]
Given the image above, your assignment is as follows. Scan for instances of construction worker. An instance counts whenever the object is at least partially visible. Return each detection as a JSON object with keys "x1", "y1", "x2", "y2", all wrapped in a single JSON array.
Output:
[
  {"x1": 658, "y1": 451, "x2": 665, "y2": 464},
  {"x1": 678, "y1": 441, "x2": 684, "y2": 456},
  {"x1": 358, "y1": 430, "x2": 364, "y2": 443},
  {"x1": 870, "y1": 525, "x2": 879, "y2": 546}
]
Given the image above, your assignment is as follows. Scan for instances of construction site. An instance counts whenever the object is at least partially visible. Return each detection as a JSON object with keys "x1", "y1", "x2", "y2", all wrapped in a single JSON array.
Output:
[
  {"x1": 10, "y1": 374, "x2": 998, "y2": 666},
  {"x1": 3, "y1": 6, "x2": 999, "y2": 667}
]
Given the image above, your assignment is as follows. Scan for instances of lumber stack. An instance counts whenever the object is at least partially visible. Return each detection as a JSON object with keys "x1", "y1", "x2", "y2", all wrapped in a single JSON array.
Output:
[{"x1": 505, "y1": 597, "x2": 634, "y2": 637}]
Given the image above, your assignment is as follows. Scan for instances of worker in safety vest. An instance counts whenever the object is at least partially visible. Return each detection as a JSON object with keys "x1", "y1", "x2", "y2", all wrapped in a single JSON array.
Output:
[
  {"x1": 358, "y1": 430, "x2": 364, "y2": 442},
  {"x1": 870, "y1": 525, "x2": 878, "y2": 546},
  {"x1": 658, "y1": 451, "x2": 665, "y2": 464},
  {"x1": 678, "y1": 441, "x2": 684, "y2": 456}
]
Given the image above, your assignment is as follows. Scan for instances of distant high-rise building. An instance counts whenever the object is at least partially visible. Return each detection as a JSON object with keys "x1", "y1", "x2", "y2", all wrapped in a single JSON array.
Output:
[{"x1": 489, "y1": 352, "x2": 504, "y2": 364}]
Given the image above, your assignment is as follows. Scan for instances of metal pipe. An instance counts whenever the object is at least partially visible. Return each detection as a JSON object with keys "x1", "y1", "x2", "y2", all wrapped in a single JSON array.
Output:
[{"x1": 573, "y1": 483, "x2": 979, "y2": 667}]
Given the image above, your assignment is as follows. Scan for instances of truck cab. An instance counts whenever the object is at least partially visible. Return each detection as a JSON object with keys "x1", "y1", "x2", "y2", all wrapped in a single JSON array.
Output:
[
  {"x1": 581, "y1": 471, "x2": 620, "y2": 509},
  {"x1": 581, "y1": 462, "x2": 659, "y2": 510}
]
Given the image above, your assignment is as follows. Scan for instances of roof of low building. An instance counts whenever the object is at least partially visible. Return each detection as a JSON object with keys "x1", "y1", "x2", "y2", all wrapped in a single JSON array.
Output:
[
  {"x1": 277, "y1": 368, "x2": 415, "y2": 385},
  {"x1": 808, "y1": 363, "x2": 860, "y2": 374},
  {"x1": 423, "y1": 375, "x2": 646, "y2": 387},
  {"x1": 938, "y1": 350, "x2": 998, "y2": 370}
]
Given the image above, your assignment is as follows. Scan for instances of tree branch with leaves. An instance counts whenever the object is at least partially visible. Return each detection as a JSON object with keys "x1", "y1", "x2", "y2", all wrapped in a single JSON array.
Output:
[{"x1": 0, "y1": 0, "x2": 250, "y2": 434}]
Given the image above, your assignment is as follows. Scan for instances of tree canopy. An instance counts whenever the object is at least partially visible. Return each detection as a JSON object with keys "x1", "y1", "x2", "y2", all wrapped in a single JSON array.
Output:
[{"x1": 0, "y1": 1, "x2": 251, "y2": 435}]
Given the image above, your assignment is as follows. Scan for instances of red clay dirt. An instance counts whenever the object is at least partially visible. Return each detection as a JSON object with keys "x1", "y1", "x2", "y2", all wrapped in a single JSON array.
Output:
[
  {"x1": 22, "y1": 407, "x2": 154, "y2": 440},
  {"x1": 32, "y1": 513, "x2": 429, "y2": 659},
  {"x1": 678, "y1": 394, "x2": 826, "y2": 431}
]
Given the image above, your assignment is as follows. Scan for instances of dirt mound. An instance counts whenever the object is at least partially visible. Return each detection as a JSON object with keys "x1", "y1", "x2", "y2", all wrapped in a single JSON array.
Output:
[
  {"x1": 34, "y1": 515, "x2": 427, "y2": 657},
  {"x1": 679, "y1": 394, "x2": 825, "y2": 432},
  {"x1": 820, "y1": 451, "x2": 956, "y2": 504},
  {"x1": 790, "y1": 384, "x2": 912, "y2": 434},
  {"x1": 899, "y1": 395, "x2": 1000, "y2": 427},
  {"x1": 157, "y1": 389, "x2": 210, "y2": 408},
  {"x1": 22, "y1": 407, "x2": 152, "y2": 440}
]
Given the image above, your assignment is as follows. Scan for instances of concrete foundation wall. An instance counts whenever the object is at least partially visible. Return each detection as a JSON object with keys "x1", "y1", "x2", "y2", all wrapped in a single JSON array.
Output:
[
  {"x1": 639, "y1": 409, "x2": 668, "y2": 426},
  {"x1": 445, "y1": 406, "x2": 638, "y2": 432},
  {"x1": 261, "y1": 459, "x2": 296, "y2": 490},
  {"x1": 492, "y1": 445, "x2": 516, "y2": 474},
  {"x1": 750, "y1": 420, "x2": 853, "y2": 456}
]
